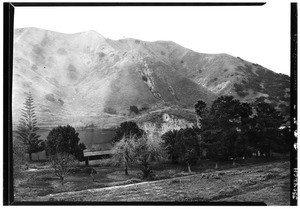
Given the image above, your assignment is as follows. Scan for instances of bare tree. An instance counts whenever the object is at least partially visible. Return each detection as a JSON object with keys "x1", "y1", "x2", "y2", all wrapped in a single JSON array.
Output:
[
  {"x1": 50, "y1": 153, "x2": 78, "y2": 185},
  {"x1": 112, "y1": 135, "x2": 137, "y2": 175}
]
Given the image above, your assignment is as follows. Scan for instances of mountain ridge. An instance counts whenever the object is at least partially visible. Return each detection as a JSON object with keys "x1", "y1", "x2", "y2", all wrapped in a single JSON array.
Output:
[{"x1": 12, "y1": 27, "x2": 290, "y2": 128}]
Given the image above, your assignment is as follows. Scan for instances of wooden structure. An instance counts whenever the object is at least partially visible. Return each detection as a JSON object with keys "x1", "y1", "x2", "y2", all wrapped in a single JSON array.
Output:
[{"x1": 83, "y1": 149, "x2": 113, "y2": 166}]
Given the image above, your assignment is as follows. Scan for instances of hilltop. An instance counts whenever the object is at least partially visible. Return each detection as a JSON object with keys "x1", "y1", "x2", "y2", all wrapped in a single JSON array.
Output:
[{"x1": 13, "y1": 27, "x2": 290, "y2": 128}]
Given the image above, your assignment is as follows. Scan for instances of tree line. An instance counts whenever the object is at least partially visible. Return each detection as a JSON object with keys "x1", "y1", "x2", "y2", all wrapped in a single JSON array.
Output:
[
  {"x1": 112, "y1": 96, "x2": 289, "y2": 176},
  {"x1": 13, "y1": 92, "x2": 289, "y2": 183}
]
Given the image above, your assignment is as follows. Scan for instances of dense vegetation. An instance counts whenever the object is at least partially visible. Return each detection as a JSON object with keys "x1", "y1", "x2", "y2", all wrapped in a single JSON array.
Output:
[
  {"x1": 16, "y1": 92, "x2": 45, "y2": 161},
  {"x1": 13, "y1": 93, "x2": 290, "y2": 195},
  {"x1": 45, "y1": 125, "x2": 86, "y2": 161}
]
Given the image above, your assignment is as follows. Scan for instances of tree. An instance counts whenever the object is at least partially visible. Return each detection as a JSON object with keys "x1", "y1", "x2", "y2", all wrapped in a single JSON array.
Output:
[
  {"x1": 112, "y1": 121, "x2": 145, "y2": 144},
  {"x1": 132, "y1": 135, "x2": 166, "y2": 179},
  {"x1": 46, "y1": 125, "x2": 86, "y2": 161},
  {"x1": 50, "y1": 153, "x2": 78, "y2": 185},
  {"x1": 250, "y1": 101, "x2": 285, "y2": 157},
  {"x1": 112, "y1": 135, "x2": 137, "y2": 175},
  {"x1": 16, "y1": 92, "x2": 44, "y2": 161},
  {"x1": 112, "y1": 133, "x2": 166, "y2": 179},
  {"x1": 195, "y1": 100, "x2": 207, "y2": 116},
  {"x1": 174, "y1": 128, "x2": 201, "y2": 172},
  {"x1": 199, "y1": 96, "x2": 253, "y2": 166},
  {"x1": 130, "y1": 106, "x2": 139, "y2": 114},
  {"x1": 194, "y1": 100, "x2": 207, "y2": 128},
  {"x1": 161, "y1": 130, "x2": 180, "y2": 163},
  {"x1": 162, "y1": 127, "x2": 201, "y2": 172}
]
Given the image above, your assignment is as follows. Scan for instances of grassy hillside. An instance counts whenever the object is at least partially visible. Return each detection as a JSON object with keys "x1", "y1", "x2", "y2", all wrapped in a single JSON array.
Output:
[
  {"x1": 15, "y1": 159, "x2": 290, "y2": 205},
  {"x1": 13, "y1": 27, "x2": 290, "y2": 128}
]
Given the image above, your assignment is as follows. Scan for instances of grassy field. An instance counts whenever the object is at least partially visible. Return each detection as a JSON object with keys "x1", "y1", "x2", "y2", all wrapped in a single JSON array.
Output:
[{"x1": 14, "y1": 157, "x2": 290, "y2": 205}]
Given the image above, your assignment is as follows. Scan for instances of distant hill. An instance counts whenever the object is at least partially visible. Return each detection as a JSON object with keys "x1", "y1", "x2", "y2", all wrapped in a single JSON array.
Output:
[{"x1": 12, "y1": 27, "x2": 290, "y2": 128}]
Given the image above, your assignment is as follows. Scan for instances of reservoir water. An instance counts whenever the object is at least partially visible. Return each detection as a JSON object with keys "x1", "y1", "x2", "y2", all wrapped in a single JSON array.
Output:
[{"x1": 13, "y1": 128, "x2": 116, "y2": 160}]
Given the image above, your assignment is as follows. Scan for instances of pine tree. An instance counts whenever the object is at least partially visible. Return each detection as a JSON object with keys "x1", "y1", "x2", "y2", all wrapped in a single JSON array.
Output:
[{"x1": 16, "y1": 92, "x2": 44, "y2": 161}]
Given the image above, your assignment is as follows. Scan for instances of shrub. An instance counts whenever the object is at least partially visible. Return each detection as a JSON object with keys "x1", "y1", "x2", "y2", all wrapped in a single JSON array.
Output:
[
  {"x1": 140, "y1": 104, "x2": 150, "y2": 111},
  {"x1": 112, "y1": 135, "x2": 137, "y2": 175},
  {"x1": 161, "y1": 130, "x2": 180, "y2": 163},
  {"x1": 104, "y1": 107, "x2": 117, "y2": 115},
  {"x1": 209, "y1": 77, "x2": 218, "y2": 83},
  {"x1": 141, "y1": 75, "x2": 148, "y2": 82},
  {"x1": 97, "y1": 52, "x2": 106, "y2": 58},
  {"x1": 130, "y1": 106, "x2": 139, "y2": 114},
  {"x1": 162, "y1": 128, "x2": 201, "y2": 172},
  {"x1": 50, "y1": 153, "x2": 78, "y2": 185},
  {"x1": 46, "y1": 125, "x2": 86, "y2": 161},
  {"x1": 112, "y1": 134, "x2": 166, "y2": 180},
  {"x1": 112, "y1": 121, "x2": 145, "y2": 144}
]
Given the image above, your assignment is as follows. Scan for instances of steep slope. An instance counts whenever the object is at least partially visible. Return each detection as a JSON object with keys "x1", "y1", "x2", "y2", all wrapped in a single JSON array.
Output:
[
  {"x1": 12, "y1": 27, "x2": 215, "y2": 128},
  {"x1": 142, "y1": 40, "x2": 290, "y2": 115},
  {"x1": 12, "y1": 28, "x2": 290, "y2": 128}
]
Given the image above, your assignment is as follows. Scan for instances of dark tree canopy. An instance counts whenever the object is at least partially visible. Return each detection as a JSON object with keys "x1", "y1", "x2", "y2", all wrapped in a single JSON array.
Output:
[
  {"x1": 16, "y1": 92, "x2": 44, "y2": 161},
  {"x1": 130, "y1": 106, "x2": 139, "y2": 114},
  {"x1": 198, "y1": 96, "x2": 287, "y2": 161},
  {"x1": 194, "y1": 100, "x2": 207, "y2": 117},
  {"x1": 162, "y1": 128, "x2": 200, "y2": 172},
  {"x1": 112, "y1": 121, "x2": 145, "y2": 144},
  {"x1": 175, "y1": 128, "x2": 201, "y2": 167},
  {"x1": 200, "y1": 96, "x2": 254, "y2": 161},
  {"x1": 46, "y1": 125, "x2": 86, "y2": 161},
  {"x1": 249, "y1": 101, "x2": 286, "y2": 157},
  {"x1": 161, "y1": 129, "x2": 180, "y2": 163}
]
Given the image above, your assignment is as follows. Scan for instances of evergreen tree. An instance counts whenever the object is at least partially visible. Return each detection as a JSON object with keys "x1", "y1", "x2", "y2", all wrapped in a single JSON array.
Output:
[
  {"x1": 250, "y1": 101, "x2": 285, "y2": 157},
  {"x1": 112, "y1": 121, "x2": 145, "y2": 144},
  {"x1": 194, "y1": 100, "x2": 207, "y2": 128},
  {"x1": 199, "y1": 96, "x2": 253, "y2": 166},
  {"x1": 174, "y1": 128, "x2": 201, "y2": 173},
  {"x1": 16, "y1": 92, "x2": 44, "y2": 161},
  {"x1": 46, "y1": 125, "x2": 86, "y2": 161},
  {"x1": 161, "y1": 129, "x2": 180, "y2": 163}
]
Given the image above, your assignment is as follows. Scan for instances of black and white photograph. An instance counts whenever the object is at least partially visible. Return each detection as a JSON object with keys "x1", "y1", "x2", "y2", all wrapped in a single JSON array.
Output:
[{"x1": 3, "y1": 0, "x2": 297, "y2": 205}]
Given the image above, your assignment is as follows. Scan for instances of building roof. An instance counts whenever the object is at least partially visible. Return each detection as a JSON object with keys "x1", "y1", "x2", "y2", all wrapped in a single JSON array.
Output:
[{"x1": 83, "y1": 149, "x2": 113, "y2": 157}]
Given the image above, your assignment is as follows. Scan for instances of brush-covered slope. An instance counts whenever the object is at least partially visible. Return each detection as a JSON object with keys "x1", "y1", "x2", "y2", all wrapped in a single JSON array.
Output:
[
  {"x1": 13, "y1": 27, "x2": 215, "y2": 128},
  {"x1": 13, "y1": 28, "x2": 290, "y2": 128},
  {"x1": 143, "y1": 40, "x2": 290, "y2": 115}
]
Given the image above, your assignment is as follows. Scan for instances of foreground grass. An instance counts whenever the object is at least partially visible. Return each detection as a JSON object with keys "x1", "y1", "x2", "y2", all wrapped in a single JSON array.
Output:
[{"x1": 15, "y1": 158, "x2": 290, "y2": 205}]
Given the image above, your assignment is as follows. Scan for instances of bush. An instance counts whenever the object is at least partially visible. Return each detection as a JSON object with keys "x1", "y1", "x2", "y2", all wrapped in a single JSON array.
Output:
[
  {"x1": 162, "y1": 128, "x2": 201, "y2": 172},
  {"x1": 104, "y1": 107, "x2": 117, "y2": 115},
  {"x1": 141, "y1": 76, "x2": 148, "y2": 82},
  {"x1": 50, "y1": 153, "x2": 78, "y2": 185},
  {"x1": 140, "y1": 104, "x2": 150, "y2": 111},
  {"x1": 46, "y1": 125, "x2": 86, "y2": 161},
  {"x1": 112, "y1": 126, "x2": 166, "y2": 179},
  {"x1": 209, "y1": 77, "x2": 218, "y2": 83},
  {"x1": 97, "y1": 52, "x2": 106, "y2": 58},
  {"x1": 130, "y1": 106, "x2": 139, "y2": 114},
  {"x1": 112, "y1": 121, "x2": 145, "y2": 144}
]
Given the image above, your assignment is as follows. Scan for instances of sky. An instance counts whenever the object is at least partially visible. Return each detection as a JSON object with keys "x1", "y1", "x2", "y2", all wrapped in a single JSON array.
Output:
[{"x1": 14, "y1": 1, "x2": 291, "y2": 75}]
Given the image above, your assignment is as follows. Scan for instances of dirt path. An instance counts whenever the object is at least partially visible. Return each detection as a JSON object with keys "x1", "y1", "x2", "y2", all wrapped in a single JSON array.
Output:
[{"x1": 36, "y1": 161, "x2": 290, "y2": 205}]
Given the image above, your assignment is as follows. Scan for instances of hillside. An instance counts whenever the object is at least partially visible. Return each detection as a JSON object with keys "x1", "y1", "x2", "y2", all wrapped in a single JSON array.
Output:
[
  {"x1": 12, "y1": 27, "x2": 290, "y2": 128},
  {"x1": 17, "y1": 160, "x2": 290, "y2": 205}
]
